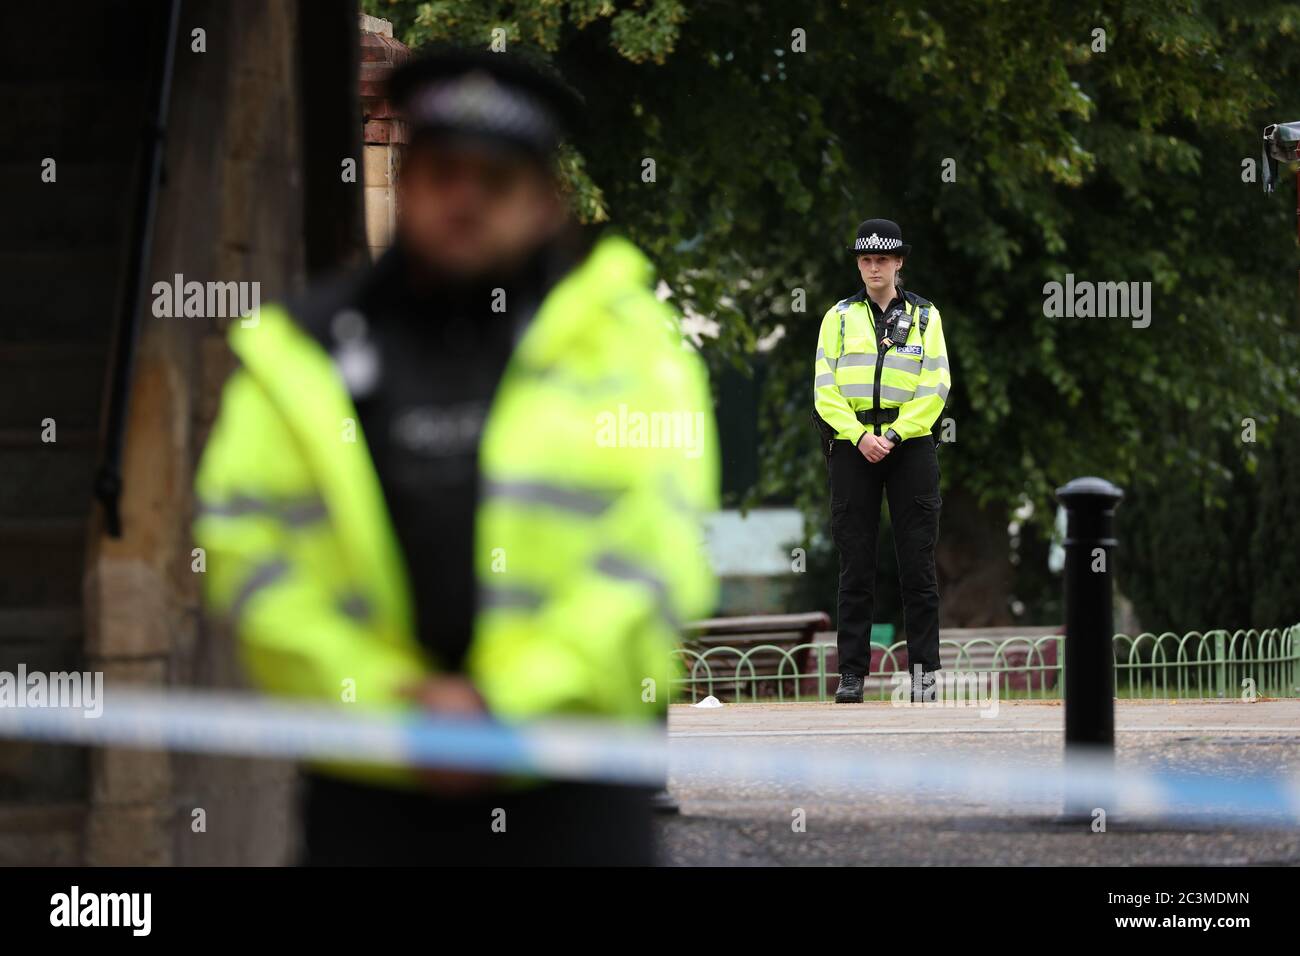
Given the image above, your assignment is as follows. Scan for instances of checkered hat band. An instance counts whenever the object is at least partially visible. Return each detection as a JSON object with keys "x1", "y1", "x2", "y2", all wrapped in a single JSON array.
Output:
[
  {"x1": 410, "y1": 72, "x2": 557, "y2": 145},
  {"x1": 855, "y1": 234, "x2": 903, "y2": 251}
]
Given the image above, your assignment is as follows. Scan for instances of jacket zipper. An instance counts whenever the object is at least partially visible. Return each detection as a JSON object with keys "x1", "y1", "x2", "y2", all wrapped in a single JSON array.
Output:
[
  {"x1": 870, "y1": 299, "x2": 911, "y2": 436},
  {"x1": 870, "y1": 303, "x2": 888, "y2": 436},
  {"x1": 871, "y1": 354, "x2": 885, "y2": 435}
]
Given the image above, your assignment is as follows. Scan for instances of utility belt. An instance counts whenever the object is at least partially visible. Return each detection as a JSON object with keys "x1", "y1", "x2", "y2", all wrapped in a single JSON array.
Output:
[
  {"x1": 813, "y1": 406, "x2": 930, "y2": 459},
  {"x1": 853, "y1": 407, "x2": 939, "y2": 448},
  {"x1": 855, "y1": 407, "x2": 899, "y2": 427}
]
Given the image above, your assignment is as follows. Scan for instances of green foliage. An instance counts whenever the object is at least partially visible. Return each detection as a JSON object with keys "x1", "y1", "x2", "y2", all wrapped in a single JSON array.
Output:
[
  {"x1": 1119, "y1": 435, "x2": 1256, "y2": 632},
  {"x1": 1120, "y1": 413, "x2": 1300, "y2": 632},
  {"x1": 1250, "y1": 414, "x2": 1300, "y2": 626},
  {"x1": 363, "y1": 0, "x2": 1300, "y2": 628}
]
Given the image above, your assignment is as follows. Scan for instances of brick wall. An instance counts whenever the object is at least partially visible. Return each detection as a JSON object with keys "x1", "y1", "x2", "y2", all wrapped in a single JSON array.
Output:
[
  {"x1": 0, "y1": 0, "x2": 368, "y2": 867},
  {"x1": 81, "y1": 0, "x2": 311, "y2": 867},
  {"x1": 359, "y1": 16, "x2": 409, "y2": 258}
]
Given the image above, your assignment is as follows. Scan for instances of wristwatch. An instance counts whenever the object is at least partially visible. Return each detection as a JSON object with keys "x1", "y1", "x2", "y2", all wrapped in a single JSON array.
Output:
[{"x1": 884, "y1": 428, "x2": 901, "y2": 446}]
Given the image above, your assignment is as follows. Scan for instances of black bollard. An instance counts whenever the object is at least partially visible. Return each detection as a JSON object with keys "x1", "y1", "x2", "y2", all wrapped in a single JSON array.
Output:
[{"x1": 1055, "y1": 476, "x2": 1123, "y2": 821}]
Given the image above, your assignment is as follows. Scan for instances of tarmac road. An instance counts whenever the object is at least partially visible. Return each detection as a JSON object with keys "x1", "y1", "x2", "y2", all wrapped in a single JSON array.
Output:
[{"x1": 656, "y1": 699, "x2": 1300, "y2": 865}]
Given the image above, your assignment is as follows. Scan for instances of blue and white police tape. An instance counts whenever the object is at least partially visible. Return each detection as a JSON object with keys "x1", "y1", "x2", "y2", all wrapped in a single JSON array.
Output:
[{"x1": 0, "y1": 688, "x2": 1298, "y2": 826}]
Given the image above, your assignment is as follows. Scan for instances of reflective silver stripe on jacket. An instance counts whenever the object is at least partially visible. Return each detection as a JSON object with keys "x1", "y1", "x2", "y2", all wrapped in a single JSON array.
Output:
[
  {"x1": 479, "y1": 584, "x2": 546, "y2": 612},
  {"x1": 914, "y1": 382, "x2": 951, "y2": 401},
  {"x1": 230, "y1": 558, "x2": 290, "y2": 622},
  {"x1": 814, "y1": 373, "x2": 836, "y2": 388},
  {"x1": 880, "y1": 384, "x2": 915, "y2": 403},
  {"x1": 921, "y1": 354, "x2": 949, "y2": 373},
  {"x1": 838, "y1": 384, "x2": 915, "y2": 402},
  {"x1": 593, "y1": 552, "x2": 680, "y2": 630},
  {"x1": 336, "y1": 592, "x2": 373, "y2": 623},
  {"x1": 197, "y1": 494, "x2": 329, "y2": 528},
  {"x1": 834, "y1": 353, "x2": 874, "y2": 369},
  {"x1": 484, "y1": 478, "x2": 615, "y2": 517},
  {"x1": 882, "y1": 353, "x2": 922, "y2": 373}
]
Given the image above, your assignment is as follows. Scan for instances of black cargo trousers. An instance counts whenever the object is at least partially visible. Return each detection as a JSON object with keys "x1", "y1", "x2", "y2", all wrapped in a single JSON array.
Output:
[{"x1": 827, "y1": 431, "x2": 942, "y2": 677}]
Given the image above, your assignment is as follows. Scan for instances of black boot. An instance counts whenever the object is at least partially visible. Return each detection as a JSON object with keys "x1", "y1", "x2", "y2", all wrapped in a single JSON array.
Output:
[
  {"x1": 835, "y1": 672, "x2": 865, "y2": 703},
  {"x1": 910, "y1": 669, "x2": 937, "y2": 704},
  {"x1": 650, "y1": 789, "x2": 680, "y2": 815}
]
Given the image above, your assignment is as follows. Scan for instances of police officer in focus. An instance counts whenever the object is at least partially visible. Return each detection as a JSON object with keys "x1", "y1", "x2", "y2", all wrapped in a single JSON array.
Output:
[{"x1": 812, "y1": 219, "x2": 951, "y2": 704}]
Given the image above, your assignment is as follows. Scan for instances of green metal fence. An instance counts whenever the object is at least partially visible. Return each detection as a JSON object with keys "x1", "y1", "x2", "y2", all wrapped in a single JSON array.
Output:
[{"x1": 670, "y1": 624, "x2": 1300, "y2": 703}]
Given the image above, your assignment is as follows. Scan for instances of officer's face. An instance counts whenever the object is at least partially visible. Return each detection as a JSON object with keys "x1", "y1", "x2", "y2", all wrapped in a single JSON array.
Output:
[
  {"x1": 397, "y1": 140, "x2": 566, "y2": 279},
  {"x1": 857, "y1": 253, "x2": 903, "y2": 293}
]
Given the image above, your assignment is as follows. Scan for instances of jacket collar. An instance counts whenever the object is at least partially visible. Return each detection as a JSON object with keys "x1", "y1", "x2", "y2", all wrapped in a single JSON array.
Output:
[{"x1": 863, "y1": 287, "x2": 904, "y2": 316}]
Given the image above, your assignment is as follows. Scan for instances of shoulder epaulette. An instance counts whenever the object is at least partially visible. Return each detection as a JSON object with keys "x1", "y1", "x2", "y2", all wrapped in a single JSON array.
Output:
[{"x1": 904, "y1": 291, "x2": 934, "y2": 336}]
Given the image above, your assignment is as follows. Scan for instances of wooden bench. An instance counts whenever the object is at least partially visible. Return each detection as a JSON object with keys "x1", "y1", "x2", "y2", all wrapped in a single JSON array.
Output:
[{"x1": 679, "y1": 613, "x2": 831, "y2": 701}]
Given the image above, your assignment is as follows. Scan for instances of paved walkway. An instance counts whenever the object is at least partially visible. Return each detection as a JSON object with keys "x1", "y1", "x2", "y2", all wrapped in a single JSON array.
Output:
[
  {"x1": 669, "y1": 697, "x2": 1300, "y2": 737},
  {"x1": 658, "y1": 699, "x2": 1300, "y2": 865}
]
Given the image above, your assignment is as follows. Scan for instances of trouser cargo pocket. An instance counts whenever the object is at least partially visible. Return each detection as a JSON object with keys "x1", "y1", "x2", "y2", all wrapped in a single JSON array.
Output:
[{"x1": 912, "y1": 492, "x2": 941, "y2": 540}]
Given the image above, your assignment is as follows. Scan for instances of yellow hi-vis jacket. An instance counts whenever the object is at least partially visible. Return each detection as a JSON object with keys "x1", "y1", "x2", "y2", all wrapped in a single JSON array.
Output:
[
  {"x1": 813, "y1": 290, "x2": 951, "y2": 444},
  {"x1": 193, "y1": 234, "x2": 719, "y2": 786}
]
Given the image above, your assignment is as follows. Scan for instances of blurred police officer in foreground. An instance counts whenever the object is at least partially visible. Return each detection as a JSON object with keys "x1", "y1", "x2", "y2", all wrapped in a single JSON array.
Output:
[
  {"x1": 812, "y1": 219, "x2": 951, "y2": 705},
  {"x1": 193, "y1": 48, "x2": 718, "y2": 865}
]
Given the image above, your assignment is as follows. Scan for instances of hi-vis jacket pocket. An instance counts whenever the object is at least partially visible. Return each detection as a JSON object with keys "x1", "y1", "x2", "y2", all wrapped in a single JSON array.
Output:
[{"x1": 842, "y1": 331, "x2": 874, "y2": 356}]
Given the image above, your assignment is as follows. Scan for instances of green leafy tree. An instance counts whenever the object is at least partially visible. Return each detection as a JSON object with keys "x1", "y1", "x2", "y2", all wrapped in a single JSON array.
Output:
[{"x1": 364, "y1": 0, "x2": 1300, "y2": 629}]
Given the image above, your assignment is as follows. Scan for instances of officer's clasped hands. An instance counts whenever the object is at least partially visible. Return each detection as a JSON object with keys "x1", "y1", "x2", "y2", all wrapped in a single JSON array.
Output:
[{"x1": 857, "y1": 432, "x2": 893, "y2": 463}]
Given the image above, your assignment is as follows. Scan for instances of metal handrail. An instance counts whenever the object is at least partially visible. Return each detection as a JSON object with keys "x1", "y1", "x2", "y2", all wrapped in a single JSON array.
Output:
[{"x1": 93, "y1": 0, "x2": 182, "y2": 537}]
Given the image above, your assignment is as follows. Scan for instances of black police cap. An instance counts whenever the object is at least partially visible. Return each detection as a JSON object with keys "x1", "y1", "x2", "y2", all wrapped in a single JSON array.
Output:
[
  {"x1": 388, "y1": 46, "x2": 586, "y2": 160},
  {"x1": 849, "y1": 218, "x2": 911, "y2": 257}
]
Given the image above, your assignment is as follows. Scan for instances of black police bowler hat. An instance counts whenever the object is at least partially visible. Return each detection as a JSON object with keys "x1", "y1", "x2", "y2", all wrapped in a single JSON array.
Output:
[
  {"x1": 388, "y1": 46, "x2": 587, "y2": 160},
  {"x1": 849, "y1": 218, "x2": 910, "y2": 257}
]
